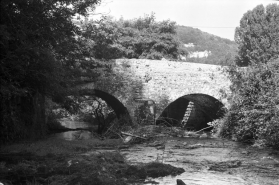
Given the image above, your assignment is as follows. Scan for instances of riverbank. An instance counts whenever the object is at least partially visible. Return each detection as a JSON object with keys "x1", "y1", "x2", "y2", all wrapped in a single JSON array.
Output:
[
  {"x1": 0, "y1": 137, "x2": 184, "y2": 185},
  {"x1": 1, "y1": 134, "x2": 279, "y2": 185}
]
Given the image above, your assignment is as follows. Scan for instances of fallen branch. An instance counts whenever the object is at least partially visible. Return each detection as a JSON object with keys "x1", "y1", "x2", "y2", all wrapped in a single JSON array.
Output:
[
  {"x1": 103, "y1": 121, "x2": 116, "y2": 136},
  {"x1": 194, "y1": 125, "x2": 214, "y2": 133},
  {"x1": 110, "y1": 129, "x2": 125, "y2": 141},
  {"x1": 121, "y1": 131, "x2": 147, "y2": 139},
  {"x1": 156, "y1": 117, "x2": 177, "y2": 131}
]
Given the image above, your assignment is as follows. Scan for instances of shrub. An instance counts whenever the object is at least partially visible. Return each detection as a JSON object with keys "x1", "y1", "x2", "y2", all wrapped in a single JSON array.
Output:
[
  {"x1": 220, "y1": 60, "x2": 279, "y2": 148},
  {"x1": 144, "y1": 51, "x2": 163, "y2": 60}
]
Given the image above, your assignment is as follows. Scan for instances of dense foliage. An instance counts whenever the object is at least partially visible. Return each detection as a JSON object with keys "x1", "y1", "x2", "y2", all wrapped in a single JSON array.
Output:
[
  {"x1": 1, "y1": 0, "x2": 101, "y2": 98},
  {"x1": 81, "y1": 16, "x2": 237, "y2": 64},
  {"x1": 81, "y1": 14, "x2": 187, "y2": 60},
  {"x1": 221, "y1": 61, "x2": 279, "y2": 148},
  {"x1": 176, "y1": 26, "x2": 237, "y2": 65},
  {"x1": 0, "y1": 0, "x2": 101, "y2": 142},
  {"x1": 220, "y1": 4, "x2": 279, "y2": 149},
  {"x1": 235, "y1": 4, "x2": 279, "y2": 66}
]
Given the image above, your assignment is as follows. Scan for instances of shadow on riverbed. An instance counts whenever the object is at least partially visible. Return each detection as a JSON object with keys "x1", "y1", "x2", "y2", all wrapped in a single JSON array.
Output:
[
  {"x1": 1, "y1": 135, "x2": 279, "y2": 185},
  {"x1": 0, "y1": 137, "x2": 185, "y2": 185}
]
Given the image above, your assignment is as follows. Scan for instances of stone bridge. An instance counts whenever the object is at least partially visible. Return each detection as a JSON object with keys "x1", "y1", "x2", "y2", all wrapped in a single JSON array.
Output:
[{"x1": 80, "y1": 59, "x2": 231, "y2": 130}]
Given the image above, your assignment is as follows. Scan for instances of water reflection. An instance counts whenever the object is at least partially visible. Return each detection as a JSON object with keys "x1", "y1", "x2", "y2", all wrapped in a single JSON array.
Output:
[
  {"x1": 53, "y1": 119, "x2": 93, "y2": 140},
  {"x1": 59, "y1": 119, "x2": 91, "y2": 129}
]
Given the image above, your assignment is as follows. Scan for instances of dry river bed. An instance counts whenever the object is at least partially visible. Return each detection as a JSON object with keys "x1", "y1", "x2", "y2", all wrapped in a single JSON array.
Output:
[
  {"x1": 121, "y1": 137, "x2": 279, "y2": 185},
  {"x1": 0, "y1": 136, "x2": 279, "y2": 185}
]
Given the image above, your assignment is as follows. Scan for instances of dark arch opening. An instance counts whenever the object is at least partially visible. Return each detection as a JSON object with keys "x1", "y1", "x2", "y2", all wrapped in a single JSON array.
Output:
[
  {"x1": 156, "y1": 93, "x2": 226, "y2": 131},
  {"x1": 78, "y1": 89, "x2": 131, "y2": 119}
]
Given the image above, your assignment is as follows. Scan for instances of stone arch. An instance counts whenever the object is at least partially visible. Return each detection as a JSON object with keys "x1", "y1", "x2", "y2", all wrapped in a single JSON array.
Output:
[
  {"x1": 78, "y1": 89, "x2": 130, "y2": 119},
  {"x1": 156, "y1": 93, "x2": 226, "y2": 131}
]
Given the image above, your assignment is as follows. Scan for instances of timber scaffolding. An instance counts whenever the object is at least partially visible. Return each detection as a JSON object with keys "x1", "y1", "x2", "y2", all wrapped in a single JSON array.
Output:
[
  {"x1": 181, "y1": 101, "x2": 194, "y2": 129},
  {"x1": 133, "y1": 85, "x2": 226, "y2": 131},
  {"x1": 156, "y1": 94, "x2": 227, "y2": 131}
]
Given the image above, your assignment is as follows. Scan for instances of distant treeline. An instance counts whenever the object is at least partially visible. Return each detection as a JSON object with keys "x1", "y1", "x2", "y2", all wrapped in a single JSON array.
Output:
[
  {"x1": 78, "y1": 13, "x2": 188, "y2": 60},
  {"x1": 76, "y1": 15, "x2": 237, "y2": 65}
]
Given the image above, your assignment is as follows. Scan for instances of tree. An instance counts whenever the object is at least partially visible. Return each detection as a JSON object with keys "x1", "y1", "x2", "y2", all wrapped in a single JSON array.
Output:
[
  {"x1": 219, "y1": 4, "x2": 279, "y2": 149},
  {"x1": 77, "y1": 96, "x2": 114, "y2": 134},
  {"x1": 0, "y1": 0, "x2": 103, "y2": 100},
  {"x1": 221, "y1": 60, "x2": 279, "y2": 148},
  {"x1": 0, "y1": 0, "x2": 101, "y2": 142},
  {"x1": 82, "y1": 14, "x2": 184, "y2": 60},
  {"x1": 81, "y1": 16, "x2": 124, "y2": 59},
  {"x1": 235, "y1": 4, "x2": 279, "y2": 66}
]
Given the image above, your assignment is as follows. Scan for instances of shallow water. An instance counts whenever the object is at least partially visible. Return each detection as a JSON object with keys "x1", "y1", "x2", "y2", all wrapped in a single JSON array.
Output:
[{"x1": 53, "y1": 119, "x2": 93, "y2": 140}]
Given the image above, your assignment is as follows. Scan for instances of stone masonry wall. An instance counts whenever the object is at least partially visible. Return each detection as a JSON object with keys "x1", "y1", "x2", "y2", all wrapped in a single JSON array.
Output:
[
  {"x1": 111, "y1": 59, "x2": 231, "y2": 119},
  {"x1": 82, "y1": 59, "x2": 231, "y2": 120},
  {"x1": 114, "y1": 59, "x2": 230, "y2": 102}
]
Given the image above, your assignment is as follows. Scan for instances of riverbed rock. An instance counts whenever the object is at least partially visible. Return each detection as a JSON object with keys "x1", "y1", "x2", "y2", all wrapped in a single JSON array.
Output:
[
  {"x1": 144, "y1": 162, "x2": 185, "y2": 178},
  {"x1": 177, "y1": 179, "x2": 186, "y2": 185},
  {"x1": 184, "y1": 143, "x2": 203, "y2": 149},
  {"x1": 156, "y1": 145, "x2": 166, "y2": 150},
  {"x1": 148, "y1": 141, "x2": 164, "y2": 147}
]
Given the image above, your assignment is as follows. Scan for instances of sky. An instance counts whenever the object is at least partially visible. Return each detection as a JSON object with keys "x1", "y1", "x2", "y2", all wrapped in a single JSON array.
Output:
[{"x1": 92, "y1": 0, "x2": 278, "y2": 41}]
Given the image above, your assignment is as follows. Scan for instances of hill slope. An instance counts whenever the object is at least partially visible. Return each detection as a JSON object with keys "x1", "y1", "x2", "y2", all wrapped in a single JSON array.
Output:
[{"x1": 176, "y1": 25, "x2": 237, "y2": 65}]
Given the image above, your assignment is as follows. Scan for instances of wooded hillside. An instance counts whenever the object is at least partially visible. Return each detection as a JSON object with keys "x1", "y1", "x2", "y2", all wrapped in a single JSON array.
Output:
[{"x1": 176, "y1": 25, "x2": 238, "y2": 65}]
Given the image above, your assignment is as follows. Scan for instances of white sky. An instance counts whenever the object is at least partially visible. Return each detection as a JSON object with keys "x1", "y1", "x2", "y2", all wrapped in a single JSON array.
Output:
[{"x1": 93, "y1": 0, "x2": 278, "y2": 41}]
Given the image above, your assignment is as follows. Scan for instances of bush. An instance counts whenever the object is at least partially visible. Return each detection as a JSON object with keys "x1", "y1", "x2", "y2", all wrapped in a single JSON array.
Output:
[
  {"x1": 82, "y1": 14, "x2": 183, "y2": 61},
  {"x1": 144, "y1": 51, "x2": 163, "y2": 60},
  {"x1": 220, "y1": 60, "x2": 279, "y2": 148}
]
